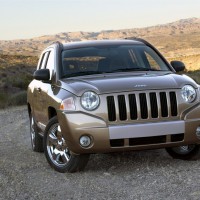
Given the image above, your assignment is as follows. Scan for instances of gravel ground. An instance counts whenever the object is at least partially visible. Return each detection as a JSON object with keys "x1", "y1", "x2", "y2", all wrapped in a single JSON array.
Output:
[{"x1": 1, "y1": 106, "x2": 200, "y2": 200}]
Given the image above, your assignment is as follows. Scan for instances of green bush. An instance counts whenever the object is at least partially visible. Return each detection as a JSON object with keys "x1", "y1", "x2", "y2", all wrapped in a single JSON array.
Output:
[
  {"x1": 0, "y1": 92, "x2": 9, "y2": 108},
  {"x1": 8, "y1": 91, "x2": 27, "y2": 106},
  {"x1": 186, "y1": 70, "x2": 200, "y2": 84},
  {"x1": 0, "y1": 91, "x2": 27, "y2": 109},
  {"x1": 7, "y1": 74, "x2": 32, "y2": 90}
]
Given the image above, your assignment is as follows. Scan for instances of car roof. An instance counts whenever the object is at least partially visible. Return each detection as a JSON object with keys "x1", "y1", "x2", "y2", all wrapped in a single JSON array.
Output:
[{"x1": 62, "y1": 39, "x2": 144, "y2": 50}]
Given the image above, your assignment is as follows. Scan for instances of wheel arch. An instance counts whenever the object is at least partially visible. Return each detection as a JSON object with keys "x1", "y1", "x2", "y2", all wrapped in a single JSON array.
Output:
[
  {"x1": 48, "y1": 106, "x2": 57, "y2": 119},
  {"x1": 27, "y1": 103, "x2": 31, "y2": 117}
]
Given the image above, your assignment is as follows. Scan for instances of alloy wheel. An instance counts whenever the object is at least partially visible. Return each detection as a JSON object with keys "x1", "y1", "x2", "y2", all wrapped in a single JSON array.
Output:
[
  {"x1": 172, "y1": 145, "x2": 196, "y2": 155},
  {"x1": 47, "y1": 124, "x2": 71, "y2": 167}
]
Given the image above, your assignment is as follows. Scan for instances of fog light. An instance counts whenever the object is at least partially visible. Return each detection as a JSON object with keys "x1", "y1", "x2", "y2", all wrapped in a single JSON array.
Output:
[
  {"x1": 196, "y1": 127, "x2": 200, "y2": 137},
  {"x1": 79, "y1": 136, "x2": 91, "y2": 147}
]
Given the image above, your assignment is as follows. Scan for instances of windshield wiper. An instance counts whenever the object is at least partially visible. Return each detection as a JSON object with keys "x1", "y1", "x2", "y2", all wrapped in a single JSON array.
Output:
[
  {"x1": 62, "y1": 71, "x2": 104, "y2": 78},
  {"x1": 107, "y1": 68, "x2": 169, "y2": 73},
  {"x1": 62, "y1": 68, "x2": 169, "y2": 78}
]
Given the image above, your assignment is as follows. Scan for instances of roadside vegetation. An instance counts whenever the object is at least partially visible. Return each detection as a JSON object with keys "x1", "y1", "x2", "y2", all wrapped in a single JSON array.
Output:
[
  {"x1": 186, "y1": 70, "x2": 200, "y2": 83},
  {"x1": 0, "y1": 54, "x2": 199, "y2": 109},
  {"x1": 0, "y1": 54, "x2": 37, "y2": 108}
]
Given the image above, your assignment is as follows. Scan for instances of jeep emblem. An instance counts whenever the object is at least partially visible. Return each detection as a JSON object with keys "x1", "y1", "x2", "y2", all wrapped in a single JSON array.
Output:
[{"x1": 134, "y1": 84, "x2": 147, "y2": 87}]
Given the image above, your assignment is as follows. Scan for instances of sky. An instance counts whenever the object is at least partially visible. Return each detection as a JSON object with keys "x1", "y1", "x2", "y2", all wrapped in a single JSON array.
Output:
[{"x1": 0, "y1": 0, "x2": 199, "y2": 40}]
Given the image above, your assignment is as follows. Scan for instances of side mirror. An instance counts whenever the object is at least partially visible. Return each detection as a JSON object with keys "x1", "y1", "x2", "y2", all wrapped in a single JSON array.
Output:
[
  {"x1": 33, "y1": 69, "x2": 50, "y2": 81},
  {"x1": 170, "y1": 61, "x2": 185, "y2": 72}
]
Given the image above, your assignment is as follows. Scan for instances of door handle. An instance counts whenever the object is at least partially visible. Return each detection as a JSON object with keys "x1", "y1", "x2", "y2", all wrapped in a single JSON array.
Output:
[{"x1": 36, "y1": 87, "x2": 41, "y2": 92}]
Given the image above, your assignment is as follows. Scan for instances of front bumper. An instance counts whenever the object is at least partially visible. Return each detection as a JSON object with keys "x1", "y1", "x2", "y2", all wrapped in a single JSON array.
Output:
[{"x1": 57, "y1": 106, "x2": 200, "y2": 154}]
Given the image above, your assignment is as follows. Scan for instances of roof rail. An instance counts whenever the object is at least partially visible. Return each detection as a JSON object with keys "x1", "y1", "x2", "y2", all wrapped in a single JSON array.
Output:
[
  {"x1": 50, "y1": 41, "x2": 63, "y2": 46},
  {"x1": 124, "y1": 37, "x2": 151, "y2": 46},
  {"x1": 125, "y1": 37, "x2": 160, "y2": 53},
  {"x1": 51, "y1": 41, "x2": 64, "y2": 52}
]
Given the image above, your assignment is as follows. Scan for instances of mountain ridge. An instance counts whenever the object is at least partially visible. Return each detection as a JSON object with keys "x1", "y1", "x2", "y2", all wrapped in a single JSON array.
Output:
[{"x1": 0, "y1": 17, "x2": 200, "y2": 70}]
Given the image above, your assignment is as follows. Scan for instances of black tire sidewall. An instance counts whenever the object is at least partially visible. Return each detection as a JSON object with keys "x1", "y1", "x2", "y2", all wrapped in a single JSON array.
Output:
[
  {"x1": 29, "y1": 113, "x2": 43, "y2": 152},
  {"x1": 166, "y1": 145, "x2": 200, "y2": 160}
]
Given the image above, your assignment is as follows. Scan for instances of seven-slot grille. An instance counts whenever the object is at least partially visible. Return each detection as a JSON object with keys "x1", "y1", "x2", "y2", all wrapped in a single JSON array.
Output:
[{"x1": 107, "y1": 91, "x2": 178, "y2": 122}]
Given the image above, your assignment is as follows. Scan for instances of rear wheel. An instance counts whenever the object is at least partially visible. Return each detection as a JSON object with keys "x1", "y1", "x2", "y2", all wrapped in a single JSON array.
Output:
[
  {"x1": 30, "y1": 113, "x2": 43, "y2": 152},
  {"x1": 166, "y1": 145, "x2": 200, "y2": 160},
  {"x1": 43, "y1": 116, "x2": 89, "y2": 173}
]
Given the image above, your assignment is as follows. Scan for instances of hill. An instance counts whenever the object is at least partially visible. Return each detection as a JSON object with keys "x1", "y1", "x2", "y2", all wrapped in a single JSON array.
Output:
[
  {"x1": 0, "y1": 17, "x2": 200, "y2": 108},
  {"x1": 0, "y1": 17, "x2": 200, "y2": 70}
]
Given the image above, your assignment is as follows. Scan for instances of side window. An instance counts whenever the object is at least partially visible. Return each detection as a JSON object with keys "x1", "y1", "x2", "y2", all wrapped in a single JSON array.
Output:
[
  {"x1": 145, "y1": 52, "x2": 160, "y2": 70},
  {"x1": 45, "y1": 50, "x2": 55, "y2": 79},
  {"x1": 143, "y1": 47, "x2": 168, "y2": 70},
  {"x1": 37, "y1": 54, "x2": 44, "y2": 70},
  {"x1": 39, "y1": 52, "x2": 49, "y2": 69}
]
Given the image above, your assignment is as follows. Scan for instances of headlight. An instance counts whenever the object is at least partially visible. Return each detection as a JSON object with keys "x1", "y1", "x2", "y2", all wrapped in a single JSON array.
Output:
[
  {"x1": 81, "y1": 91, "x2": 100, "y2": 111},
  {"x1": 181, "y1": 85, "x2": 196, "y2": 103}
]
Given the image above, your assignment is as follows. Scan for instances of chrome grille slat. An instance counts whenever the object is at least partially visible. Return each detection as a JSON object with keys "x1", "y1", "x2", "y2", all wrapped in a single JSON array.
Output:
[
  {"x1": 156, "y1": 92, "x2": 162, "y2": 118},
  {"x1": 114, "y1": 95, "x2": 120, "y2": 121},
  {"x1": 166, "y1": 91, "x2": 171, "y2": 117},
  {"x1": 146, "y1": 92, "x2": 151, "y2": 119},
  {"x1": 106, "y1": 90, "x2": 178, "y2": 122},
  {"x1": 124, "y1": 94, "x2": 131, "y2": 121}
]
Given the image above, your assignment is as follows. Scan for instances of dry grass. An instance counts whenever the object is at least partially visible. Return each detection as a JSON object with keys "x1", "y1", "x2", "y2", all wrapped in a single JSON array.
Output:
[
  {"x1": 167, "y1": 54, "x2": 200, "y2": 71},
  {"x1": 0, "y1": 34, "x2": 200, "y2": 109},
  {"x1": 0, "y1": 54, "x2": 37, "y2": 89},
  {"x1": 186, "y1": 70, "x2": 200, "y2": 83},
  {"x1": 0, "y1": 54, "x2": 37, "y2": 108},
  {"x1": 0, "y1": 91, "x2": 27, "y2": 109}
]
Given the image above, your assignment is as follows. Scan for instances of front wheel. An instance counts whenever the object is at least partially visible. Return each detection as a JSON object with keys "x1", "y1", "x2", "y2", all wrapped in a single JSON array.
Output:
[
  {"x1": 30, "y1": 113, "x2": 43, "y2": 152},
  {"x1": 166, "y1": 145, "x2": 200, "y2": 160},
  {"x1": 43, "y1": 116, "x2": 90, "y2": 173}
]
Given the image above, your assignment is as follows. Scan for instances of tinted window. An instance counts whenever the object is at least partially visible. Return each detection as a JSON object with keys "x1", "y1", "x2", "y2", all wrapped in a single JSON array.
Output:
[
  {"x1": 39, "y1": 52, "x2": 49, "y2": 69},
  {"x1": 46, "y1": 50, "x2": 55, "y2": 79},
  {"x1": 61, "y1": 45, "x2": 170, "y2": 78},
  {"x1": 144, "y1": 48, "x2": 166, "y2": 70}
]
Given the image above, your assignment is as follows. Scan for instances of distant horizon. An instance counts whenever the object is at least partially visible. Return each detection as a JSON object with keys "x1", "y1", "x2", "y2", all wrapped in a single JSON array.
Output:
[
  {"x1": 1, "y1": 17, "x2": 199, "y2": 41},
  {"x1": 1, "y1": 0, "x2": 200, "y2": 40}
]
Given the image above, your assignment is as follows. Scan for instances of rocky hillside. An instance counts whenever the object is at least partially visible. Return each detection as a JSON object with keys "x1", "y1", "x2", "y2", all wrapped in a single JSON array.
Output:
[{"x1": 0, "y1": 17, "x2": 200, "y2": 70}]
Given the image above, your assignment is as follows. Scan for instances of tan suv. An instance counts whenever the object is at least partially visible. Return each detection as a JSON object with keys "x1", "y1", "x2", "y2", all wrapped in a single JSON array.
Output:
[{"x1": 27, "y1": 39, "x2": 200, "y2": 173}]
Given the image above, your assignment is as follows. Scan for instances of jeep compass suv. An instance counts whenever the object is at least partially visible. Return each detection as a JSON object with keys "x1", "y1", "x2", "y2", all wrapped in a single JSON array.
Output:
[{"x1": 27, "y1": 39, "x2": 200, "y2": 173}]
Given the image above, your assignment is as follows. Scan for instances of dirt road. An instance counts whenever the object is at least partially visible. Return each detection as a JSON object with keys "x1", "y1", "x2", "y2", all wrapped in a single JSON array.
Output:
[{"x1": 1, "y1": 106, "x2": 200, "y2": 200}]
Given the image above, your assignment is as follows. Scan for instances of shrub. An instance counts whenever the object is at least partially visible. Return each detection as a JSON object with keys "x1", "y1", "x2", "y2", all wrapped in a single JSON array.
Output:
[
  {"x1": 186, "y1": 70, "x2": 200, "y2": 84},
  {"x1": 0, "y1": 92, "x2": 9, "y2": 108},
  {"x1": 4, "y1": 74, "x2": 33, "y2": 90},
  {"x1": 8, "y1": 91, "x2": 27, "y2": 106},
  {"x1": 1, "y1": 72, "x2": 7, "y2": 77}
]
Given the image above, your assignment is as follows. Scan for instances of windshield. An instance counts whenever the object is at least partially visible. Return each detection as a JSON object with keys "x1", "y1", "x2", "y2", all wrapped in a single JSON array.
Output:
[{"x1": 61, "y1": 44, "x2": 170, "y2": 78}]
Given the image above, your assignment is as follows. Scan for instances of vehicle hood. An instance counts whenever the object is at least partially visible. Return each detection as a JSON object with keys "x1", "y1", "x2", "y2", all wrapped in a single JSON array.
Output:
[{"x1": 59, "y1": 72, "x2": 198, "y2": 96}]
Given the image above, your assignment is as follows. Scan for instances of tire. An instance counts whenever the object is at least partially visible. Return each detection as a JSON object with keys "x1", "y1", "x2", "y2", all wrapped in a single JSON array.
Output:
[
  {"x1": 166, "y1": 145, "x2": 200, "y2": 160},
  {"x1": 30, "y1": 113, "x2": 44, "y2": 152},
  {"x1": 43, "y1": 116, "x2": 90, "y2": 173}
]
